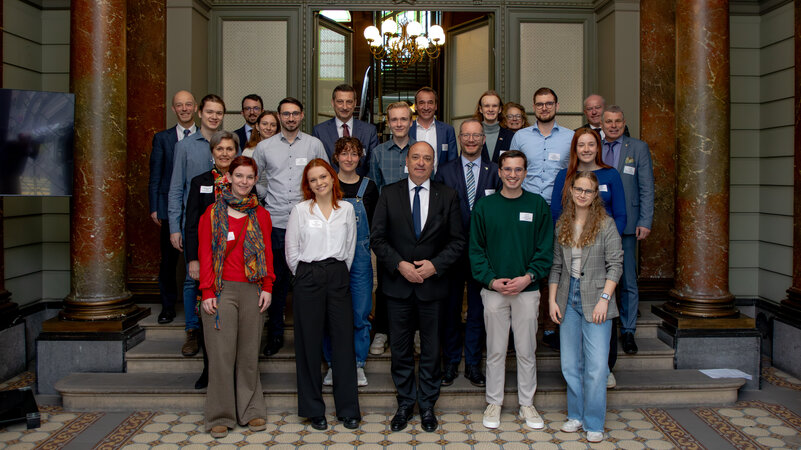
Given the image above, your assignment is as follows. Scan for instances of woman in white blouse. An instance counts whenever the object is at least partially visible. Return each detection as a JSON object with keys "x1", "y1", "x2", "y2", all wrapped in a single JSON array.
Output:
[{"x1": 285, "y1": 158, "x2": 360, "y2": 431}]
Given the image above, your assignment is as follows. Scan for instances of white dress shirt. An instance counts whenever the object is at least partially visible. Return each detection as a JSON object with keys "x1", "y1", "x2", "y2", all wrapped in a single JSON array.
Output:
[
  {"x1": 335, "y1": 117, "x2": 355, "y2": 138},
  {"x1": 407, "y1": 178, "x2": 431, "y2": 231},
  {"x1": 415, "y1": 120, "x2": 439, "y2": 168},
  {"x1": 176, "y1": 124, "x2": 197, "y2": 141},
  {"x1": 285, "y1": 199, "x2": 357, "y2": 274}
]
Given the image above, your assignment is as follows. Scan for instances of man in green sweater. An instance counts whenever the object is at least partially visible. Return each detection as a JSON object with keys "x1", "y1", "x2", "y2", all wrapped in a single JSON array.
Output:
[{"x1": 469, "y1": 150, "x2": 554, "y2": 430}]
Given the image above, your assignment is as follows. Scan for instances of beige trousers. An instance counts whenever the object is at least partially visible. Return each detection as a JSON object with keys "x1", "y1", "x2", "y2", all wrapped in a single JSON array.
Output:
[
  {"x1": 481, "y1": 288, "x2": 540, "y2": 407},
  {"x1": 203, "y1": 280, "x2": 266, "y2": 431}
]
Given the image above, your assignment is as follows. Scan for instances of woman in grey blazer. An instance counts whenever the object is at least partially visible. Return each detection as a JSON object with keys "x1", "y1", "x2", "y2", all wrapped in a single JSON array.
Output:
[{"x1": 547, "y1": 171, "x2": 623, "y2": 443}]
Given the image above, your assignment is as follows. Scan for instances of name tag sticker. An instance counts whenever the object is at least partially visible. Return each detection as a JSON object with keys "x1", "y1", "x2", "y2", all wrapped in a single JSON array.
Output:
[
  {"x1": 623, "y1": 166, "x2": 636, "y2": 175},
  {"x1": 548, "y1": 153, "x2": 561, "y2": 161},
  {"x1": 227, "y1": 231, "x2": 235, "y2": 241},
  {"x1": 404, "y1": 166, "x2": 409, "y2": 173},
  {"x1": 519, "y1": 212, "x2": 533, "y2": 222},
  {"x1": 484, "y1": 189, "x2": 496, "y2": 196},
  {"x1": 309, "y1": 220, "x2": 323, "y2": 228},
  {"x1": 598, "y1": 184, "x2": 608, "y2": 192},
  {"x1": 200, "y1": 185, "x2": 213, "y2": 194},
  {"x1": 295, "y1": 157, "x2": 308, "y2": 166},
  {"x1": 499, "y1": 150, "x2": 507, "y2": 157}
]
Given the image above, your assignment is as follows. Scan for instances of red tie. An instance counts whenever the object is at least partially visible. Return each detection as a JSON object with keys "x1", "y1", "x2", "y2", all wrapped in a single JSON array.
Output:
[{"x1": 342, "y1": 123, "x2": 350, "y2": 137}]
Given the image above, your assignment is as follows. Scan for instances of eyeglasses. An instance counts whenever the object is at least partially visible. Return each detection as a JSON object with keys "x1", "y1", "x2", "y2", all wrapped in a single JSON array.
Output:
[
  {"x1": 572, "y1": 187, "x2": 596, "y2": 196},
  {"x1": 243, "y1": 106, "x2": 262, "y2": 112},
  {"x1": 280, "y1": 111, "x2": 302, "y2": 118},
  {"x1": 505, "y1": 114, "x2": 522, "y2": 120},
  {"x1": 534, "y1": 102, "x2": 555, "y2": 110},
  {"x1": 459, "y1": 133, "x2": 485, "y2": 139}
]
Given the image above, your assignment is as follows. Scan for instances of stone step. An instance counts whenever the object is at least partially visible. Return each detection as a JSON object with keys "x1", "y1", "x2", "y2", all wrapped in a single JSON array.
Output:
[
  {"x1": 125, "y1": 336, "x2": 674, "y2": 374},
  {"x1": 55, "y1": 369, "x2": 745, "y2": 412}
]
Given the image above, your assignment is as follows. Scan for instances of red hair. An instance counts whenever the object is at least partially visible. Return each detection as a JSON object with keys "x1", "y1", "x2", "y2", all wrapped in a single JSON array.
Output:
[
  {"x1": 301, "y1": 158, "x2": 343, "y2": 209},
  {"x1": 561, "y1": 128, "x2": 611, "y2": 209},
  {"x1": 229, "y1": 155, "x2": 258, "y2": 177}
]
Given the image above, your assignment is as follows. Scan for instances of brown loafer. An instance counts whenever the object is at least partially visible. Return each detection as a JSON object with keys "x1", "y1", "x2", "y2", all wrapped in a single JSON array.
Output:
[
  {"x1": 210, "y1": 425, "x2": 228, "y2": 438},
  {"x1": 248, "y1": 418, "x2": 267, "y2": 431}
]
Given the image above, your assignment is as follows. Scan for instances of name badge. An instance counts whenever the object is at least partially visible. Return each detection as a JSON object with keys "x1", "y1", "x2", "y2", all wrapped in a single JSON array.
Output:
[
  {"x1": 598, "y1": 184, "x2": 608, "y2": 192},
  {"x1": 548, "y1": 152, "x2": 561, "y2": 161},
  {"x1": 623, "y1": 166, "x2": 636, "y2": 175},
  {"x1": 309, "y1": 220, "x2": 323, "y2": 228},
  {"x1": 200, "y1": 185, "x2": 213, "y2": 194},
  {"x1": 484, "y1": 189, "x2": 496, "y2": 196},
  {"x1": 519, "y1": 212, "x2": 533, "y2": 222},
  {"x1": 295, "y1": 157, "x2": 308, "y2": 166},
  {"x1": 227, "y1": 231, "x2": 235, "y2": 241},
  {"x1": 404, "y1": 165, "x2": 409, "y2": 173},
  {"x1": 498, "y1": 150, "x2": 507, "y2": 157}
]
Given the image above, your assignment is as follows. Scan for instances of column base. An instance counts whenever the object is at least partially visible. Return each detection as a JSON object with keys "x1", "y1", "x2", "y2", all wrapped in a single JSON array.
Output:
[
  {"x1": 664, "y1": 289, "x2": 738, "y2": 318},
  {"x1": 59, "y1": 291, "x2": 138, "y2": 321},
  {"x1": 780, "y1": 287, "x2": 801, "y2": 315},
  {"x1": 36, "y1": 309, "x2": 149, "y2": 395}
]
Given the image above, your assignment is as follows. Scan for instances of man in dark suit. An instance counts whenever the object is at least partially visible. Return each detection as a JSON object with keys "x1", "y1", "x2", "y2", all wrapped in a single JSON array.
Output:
[
  {"x1": 233, "y1": 94, "x2": 263, "y2": 147},
  {"x1": 148, "y1": 90, "x2": 197, "y2": 324},
  {"x1": 312, "y1": 84, "x2": 378, "y2": 175},
  {"x1": 409, "y1": 87, "x2": 457, "y2": 171},
  {"x1": 371, "y1": 141, "x2": 465, "y2": 433},
  {"x1": 601, "y1": 105, "x2": 654, "y2": 356},
  {"x1": 433, "y1": 119, "x2": 500, "y2": 388},
  {"x1": 577, "y1": 94, "x2": 629, "y2": 139}
]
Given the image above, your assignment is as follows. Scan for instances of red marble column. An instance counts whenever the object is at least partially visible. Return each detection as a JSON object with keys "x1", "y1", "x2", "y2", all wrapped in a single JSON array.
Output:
[
  {"x1": 638, "y1": 0, "x2": 676, "y2": 298},
  {"x1": 125, "y1": 0, "x2": 166, "y2": 299},
  {"x1": 666, "y1": 0, "x2": 736, "y2": 317},
  {"x1": 783, "y1": 0, "x2": 801, "y2": 312},
  {"x1": 62, "y1": 0, "x2": 136, "y2": 320}
]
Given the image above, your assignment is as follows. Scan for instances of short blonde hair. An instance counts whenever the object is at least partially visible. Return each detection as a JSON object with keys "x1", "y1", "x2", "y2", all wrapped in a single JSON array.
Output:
[{"x1": 386, "y1": 102, "x2": 412, "y2": 119}]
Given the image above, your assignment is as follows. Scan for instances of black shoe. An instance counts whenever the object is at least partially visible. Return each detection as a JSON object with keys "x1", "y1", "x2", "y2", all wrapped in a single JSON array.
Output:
[
  {"x1": 420, "y1": 407, "x2": 438, "y2": 432},
  {"x1": 194, "y1": 369, "x2": 208, "y2": 390},
  {"x1": 464, "y1": 364, "x2": 486, "y2": 387},
  {"x1": 263, "y1": 336, "x2": 283, "y2": 357},
  {"x1": 441, "y1": 363, "x2": 458, "y2": 386},
  {"x1": 310, "y1": 416, "x2": 327, "y2": 430},
  {"x1": 621, "y1": 332, "x2": 638, "y2": 355},
  {"x1": 543, "y1": 331, "x2": 560, "y2": 351},
  {"x1": 157, "y1": 308, "x2": 175, "y2": 324},
  {"x1": 390, "y1": 405, "x2": 414, "y2": 431},
  {"x1": 337, "y1": 416, "x2": 360, "y2": 429}
]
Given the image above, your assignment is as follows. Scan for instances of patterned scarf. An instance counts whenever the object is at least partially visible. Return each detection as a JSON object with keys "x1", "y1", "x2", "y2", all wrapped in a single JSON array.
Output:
[
  {"x1": 209, "y1": 184, "x2": 266, "y2": 301},
  {"x1": 211, "y1": 166, "x2": 228, "y2": 198}
]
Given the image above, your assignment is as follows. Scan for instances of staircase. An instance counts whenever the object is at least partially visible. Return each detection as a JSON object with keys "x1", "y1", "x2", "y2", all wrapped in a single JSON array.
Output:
[{"x1": 55, "y1": 301, "x2": 745, "y2": 412}]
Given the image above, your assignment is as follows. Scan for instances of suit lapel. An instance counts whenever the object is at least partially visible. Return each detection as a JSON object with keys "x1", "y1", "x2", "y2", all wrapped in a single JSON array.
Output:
[
  {"x1": 420, "y1": 183, "x2": 440, "y2": 239},
  {"x1": 617, "y1": 136, "x2": 631, "y2": 172},
  {"x1": 476, "y1": 160, "x2": 492, "y2": 199},
  {"x1": 398, "y1": 181, "x2": 415, "y2": 238}
]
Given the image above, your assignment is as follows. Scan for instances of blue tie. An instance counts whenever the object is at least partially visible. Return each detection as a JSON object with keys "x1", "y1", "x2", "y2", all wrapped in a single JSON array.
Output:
[
  {"x1": 604, "y1": 141, "x2": 618, "y2": 167},
  {"x1": 413, "y1": 185, "x2": 422, "y2": 239},
  {"x1": 183, "y1": 129, "x2": 191, "y2": 138}
]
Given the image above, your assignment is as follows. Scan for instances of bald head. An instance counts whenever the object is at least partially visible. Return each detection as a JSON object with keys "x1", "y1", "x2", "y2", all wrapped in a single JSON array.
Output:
[
  {"x1": 406, "y1": 141, "x2": 435, "y2": 185},
  {"x1": 172, "y1": 90, "x2": 197, "y2": 128},
  {"x1": 583, "y1": 94, "x2": 605, "y2": 127}
]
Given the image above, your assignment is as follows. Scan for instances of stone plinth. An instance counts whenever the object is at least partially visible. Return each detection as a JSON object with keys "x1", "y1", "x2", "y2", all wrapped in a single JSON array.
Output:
[{"x1": 0, "y1": 322, "x2": 26, "y2": 381}]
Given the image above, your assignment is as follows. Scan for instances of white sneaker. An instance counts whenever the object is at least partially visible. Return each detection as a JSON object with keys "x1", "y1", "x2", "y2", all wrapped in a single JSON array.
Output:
[
  {"x1": 414, "y1": 330, "x2": 421, "y2": 355},
  {"x1": 323, "y1": 368, "x2": 333, "y2": 386},
  {"x1": 357, "y1": 367, "x2": 368, "y2": 387},
  {"x1": 519, "y1": 405, "x2": 544, "y2": 429},
  {"x1": 560, "y1": 419, "x2": 582, "y2": 433},
  {"x1": 586, "y1": 431, "x2": 604, "y2": 442},
  {"x1": 607, "y1": 372, "x2": 617, "y2": 389},
  {"x1": 482, "y1": 403, "x2": 501, "y2": 429},
  {"x1": 369, "y1": 333, "x2": 388, "y2": 355}
]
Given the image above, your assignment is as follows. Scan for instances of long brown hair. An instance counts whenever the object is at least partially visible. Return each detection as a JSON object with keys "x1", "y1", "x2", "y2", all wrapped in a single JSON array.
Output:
[
  {"x1": 556, "y1": 171, "x2": 608, "y2": 247},
  {"x1": 560, "y1": 127, "x2": 612, "y2": 210},
  {"x1": 301, "y1": 158, "x2": 342, "y2": 210},
  {"x1": 245, "y1": 110, "x2": 280, "y2": 149}
]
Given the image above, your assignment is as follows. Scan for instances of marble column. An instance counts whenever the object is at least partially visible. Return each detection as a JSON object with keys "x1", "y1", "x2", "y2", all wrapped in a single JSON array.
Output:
[
  {"x1": 666, "y1": 0, "x2": 736, "y2": 318},
  {"x1": 62, "y1": 0, "x2": 136, "y2": 321},
  {"x1": 638, "y1": 0, "x2": 676, "y2": 298},
  {"x1": 783, "y1": 0, "x2": 801, "y2": 313},
  {"x1": 125, "y1": 0, "x2": 166, "y2": 298}
]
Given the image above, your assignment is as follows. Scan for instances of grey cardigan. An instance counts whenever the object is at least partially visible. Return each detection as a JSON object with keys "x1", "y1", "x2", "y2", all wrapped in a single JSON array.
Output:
[{"x1": 549, "y1": 216, "x2": 623, "y2": 322}]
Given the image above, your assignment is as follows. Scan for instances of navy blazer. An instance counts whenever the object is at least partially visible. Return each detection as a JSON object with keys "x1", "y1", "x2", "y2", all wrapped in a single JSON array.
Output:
[
  {"x1": 409, "y1": 119, "x2": 458, "y2": 168},
  {"x1": 148, "y1": 127, "x2": 179, "y2": 219},
  {"x1": 433, "y1": 156, "x2": 501, "y2": 235},
  {"x1": 312, "y1": 118, "x2": 379, "y2": 176},
  {"x1": 480, "y1": 126, "x2": 516, "y2": 163},
  {"x1": 234, "y1": 126, "x2": 249, "y2": 151}
]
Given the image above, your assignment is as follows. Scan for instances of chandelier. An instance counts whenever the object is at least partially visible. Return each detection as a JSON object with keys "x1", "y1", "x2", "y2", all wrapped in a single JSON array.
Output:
[{"x1": 363, "y1": 17, "x2": 445, "y2": 68}]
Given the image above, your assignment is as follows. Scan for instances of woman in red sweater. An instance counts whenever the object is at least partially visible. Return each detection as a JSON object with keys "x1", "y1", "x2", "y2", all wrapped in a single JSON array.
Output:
[{"x1": 198, "y1": 155, "x2": 275, "y2": 438}]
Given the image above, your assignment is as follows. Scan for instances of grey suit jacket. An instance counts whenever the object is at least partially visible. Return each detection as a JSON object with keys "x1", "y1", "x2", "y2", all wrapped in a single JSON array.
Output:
[
  {"x1": 549, "y1": 217, "x2": 623, "y2": 322},
  {"x1": 613, "y1": 135, "x2": 654, "y2": 235}
]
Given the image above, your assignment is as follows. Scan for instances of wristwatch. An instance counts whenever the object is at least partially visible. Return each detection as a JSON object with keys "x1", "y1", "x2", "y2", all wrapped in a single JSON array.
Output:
[
  {"x1": 600, "y1": 293, "x2": 611, "y2": 301},
  {"x1": 528, "y1": 272, "x2": 536, "y2": 283}
]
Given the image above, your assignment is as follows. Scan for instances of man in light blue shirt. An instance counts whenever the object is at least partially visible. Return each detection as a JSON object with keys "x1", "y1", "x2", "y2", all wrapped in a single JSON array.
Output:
[{"x1": 509, "y1": 87, "x2": 574, "y2": 205}]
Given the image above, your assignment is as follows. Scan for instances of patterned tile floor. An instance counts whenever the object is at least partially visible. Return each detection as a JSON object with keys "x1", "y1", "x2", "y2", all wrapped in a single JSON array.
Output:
[{"x1": 1, "y1": 368, "x2": 801, "y2": 449}]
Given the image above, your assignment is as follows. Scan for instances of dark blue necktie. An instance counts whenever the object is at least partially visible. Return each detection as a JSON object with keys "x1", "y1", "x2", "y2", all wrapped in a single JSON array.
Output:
[
  {"x1": 413, "y1": 185, "x2": 422, "y2": 239},
  {"x1": 183, "y1": 129, "x2": 191, "y2": 138},
  {"x1": 604, "y1": 141, "x2": 617, "y2": 167}
]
